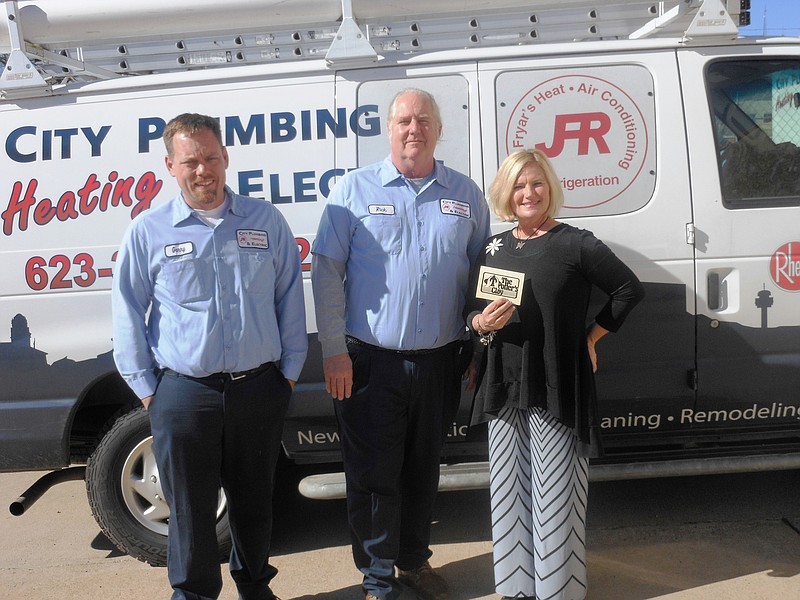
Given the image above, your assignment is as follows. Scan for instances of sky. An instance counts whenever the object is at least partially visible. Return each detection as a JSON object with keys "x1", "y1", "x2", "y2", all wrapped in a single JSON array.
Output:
[{"x1": 739, "y1": 0, "x2": 800, "y2": 36}]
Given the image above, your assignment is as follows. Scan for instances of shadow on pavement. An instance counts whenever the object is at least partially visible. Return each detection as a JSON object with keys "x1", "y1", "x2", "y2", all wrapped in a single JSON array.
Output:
[
  {"x1": 588, "y1": 518, "x2": 800, "y2": 600},
  {"x1": 271, "y1": 466, "x2": 494, "y2": 555},
  {"x1": 586, "y1": 470, "x2": 800, "y2": 600},
  {"x1": 290, "y1": 584, "x2": 363, "y2": 600},
  {"x1": 97, "y1": 463, "x2": 797, "y2": 599},
  {"x1": 288, "y1": 553, "x2": 496, "y2": 600}
]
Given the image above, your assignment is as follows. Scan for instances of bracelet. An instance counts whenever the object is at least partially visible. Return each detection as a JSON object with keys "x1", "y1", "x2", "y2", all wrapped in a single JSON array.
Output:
[
  {"x1": 475, "y1": 315, "x2": 495, "y2": 346},
  {"x1": 479, "y1": 330, "x2": 495, "y2": 346}
]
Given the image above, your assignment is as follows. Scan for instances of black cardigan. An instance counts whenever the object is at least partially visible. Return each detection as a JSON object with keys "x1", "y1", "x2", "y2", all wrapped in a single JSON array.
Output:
[{"x1": 466, "y1": 223, "x2": 645, "y2": 450}]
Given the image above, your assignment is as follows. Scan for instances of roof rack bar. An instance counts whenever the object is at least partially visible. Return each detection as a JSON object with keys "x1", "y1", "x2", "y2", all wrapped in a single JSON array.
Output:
[
  {"x1": 630, "y1": 1, "x2": 693, "y2": 39},
  {"x1": 26, "y1": 44, "x2": 119, "y2": 80},
  {"x1": 684, "y1": 0, "x2": 738, "y2": 39},
  {"x1": 2, "y1": 0, "x2": 746, "y2": 99},
  {"x1": 630, "y1": 0, "x2": 737, "y2": 40},
  {"x1": 1, "y1": 0, "x2": 49, "y2": 98},
  {"x1": 325, "y1": 0, "x2": 378, "y2": 66}
]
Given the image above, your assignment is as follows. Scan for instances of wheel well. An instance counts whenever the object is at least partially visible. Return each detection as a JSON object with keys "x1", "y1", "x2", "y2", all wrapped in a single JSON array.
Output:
[{"x1": 68, "y1": 371, "x2": 140, "y2": 463}]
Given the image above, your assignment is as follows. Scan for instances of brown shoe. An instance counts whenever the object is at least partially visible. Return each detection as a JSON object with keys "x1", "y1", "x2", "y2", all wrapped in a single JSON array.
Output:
[
  {"x1": 396, "y1": 561, "x2": 450, "y2": 600},
  {"x1": 365, "y1": 595, "x2": 381, "y2": 600}
]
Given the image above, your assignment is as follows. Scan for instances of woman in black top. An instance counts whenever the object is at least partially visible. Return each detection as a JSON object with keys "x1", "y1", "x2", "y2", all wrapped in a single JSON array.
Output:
[{"x1": 467, "y1": 149, "x2": 644, "y2": 600}]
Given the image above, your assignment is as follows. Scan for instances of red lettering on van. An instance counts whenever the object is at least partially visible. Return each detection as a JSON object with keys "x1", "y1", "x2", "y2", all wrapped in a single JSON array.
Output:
[
  {"x1": 2, "y1": 171, "x2": 162, "y2": 236},
  {"x1": 535, "y1": 112, "x2": 611, "y2": 158}
]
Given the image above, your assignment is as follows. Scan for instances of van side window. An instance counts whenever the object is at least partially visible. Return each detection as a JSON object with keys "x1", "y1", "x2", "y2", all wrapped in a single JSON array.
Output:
[
  {"x1": 710, "y1": 59, "x2": 800, "y2": 208},
  {"x1": 355, "y1": 75, "x2": 471, "y2": 175}
]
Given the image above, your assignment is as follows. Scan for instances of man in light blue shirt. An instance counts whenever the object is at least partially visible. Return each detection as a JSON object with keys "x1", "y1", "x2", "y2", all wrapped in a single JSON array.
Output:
[
  {"x1": 312, "y1": 89, "x2": 490, "y2": 600},
  {"x1": 113, "y1": 113, "x2": 307, "y2": 600}
]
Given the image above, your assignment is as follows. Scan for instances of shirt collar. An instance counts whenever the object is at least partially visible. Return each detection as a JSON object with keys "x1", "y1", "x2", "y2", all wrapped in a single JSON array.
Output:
[
  {"x1": 170, "y1": 186, "x2": 244, "y2": 226},
  {"x1": 379, "y1": 156, "x2": 450, "y2": 189}
]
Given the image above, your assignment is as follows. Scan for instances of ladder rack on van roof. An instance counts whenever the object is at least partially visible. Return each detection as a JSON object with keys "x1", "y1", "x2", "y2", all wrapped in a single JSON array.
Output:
[{"x1": 1, "y1": 0, "x2": 747, "y2": 99}]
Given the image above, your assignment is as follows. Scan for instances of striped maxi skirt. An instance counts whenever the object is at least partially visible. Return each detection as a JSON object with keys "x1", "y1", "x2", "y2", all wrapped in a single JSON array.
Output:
[{"x1": 487, "y1": 407, "x2": 589, "y2": 600}]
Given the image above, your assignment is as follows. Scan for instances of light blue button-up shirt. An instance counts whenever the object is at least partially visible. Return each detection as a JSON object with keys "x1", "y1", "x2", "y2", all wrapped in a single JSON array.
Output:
[
  {"x1": 312, "y1": 157, "x2": 490, "y2": 351},
  {"x1": 112, "y1": 187, "x2": 307, "y2": 399}
]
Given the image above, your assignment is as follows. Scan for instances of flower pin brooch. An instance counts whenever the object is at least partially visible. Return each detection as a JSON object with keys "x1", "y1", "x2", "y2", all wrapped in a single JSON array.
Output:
[{"x1": 485, "y1": 238, "x2": 503, "y2": 256}]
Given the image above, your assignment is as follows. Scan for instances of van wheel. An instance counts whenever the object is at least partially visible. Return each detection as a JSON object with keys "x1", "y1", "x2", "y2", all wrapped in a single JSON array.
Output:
[{"x1": 85, "y1": 407, "x2": 232, "y2": 566}]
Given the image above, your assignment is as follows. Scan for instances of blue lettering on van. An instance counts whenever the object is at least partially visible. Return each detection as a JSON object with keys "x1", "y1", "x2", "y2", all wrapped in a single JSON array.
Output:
[
  {"x1": 138, "y1": 117, "x2": 166, "y2": 153},
  {"x1": 137, "y1": 106, "x2": 381, "y2": 153},
  {"x1": 226, "y1": 116, "x2": 266, "y2": 145},
  {"x1": 271, "y1": 112, "x2": 297, "y2": 143},
  {"x1": 6, "y1": 125, "x2": 111, "y2": 163},
  {"x1": 236, "y1": 167, "x2": 351, "y2": 203}
]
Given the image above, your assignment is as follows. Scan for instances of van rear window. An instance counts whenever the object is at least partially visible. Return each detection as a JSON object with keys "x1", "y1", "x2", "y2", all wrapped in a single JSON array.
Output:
[{"x1": 710, "y1": 59, "x2": 800, "y2": 208}]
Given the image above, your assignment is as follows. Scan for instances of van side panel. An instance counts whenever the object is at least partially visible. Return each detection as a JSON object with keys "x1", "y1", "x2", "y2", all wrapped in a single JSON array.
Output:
[
  {"x1": 680, "y1": 47, "x2": 800, "y2": 443},
  {"x1": 479, "y1": 50, "x2": 699, "y2": 454},
  {"x1": 2, "y1": 39, "x2": 799, "y2": 472},
  {"x1": 1, "y1": 71, "x2": 348, "y2": 468}
]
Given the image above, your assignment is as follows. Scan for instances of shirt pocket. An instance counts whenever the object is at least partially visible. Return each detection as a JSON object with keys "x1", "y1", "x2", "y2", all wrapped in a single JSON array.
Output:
[
  {"x1": 158, "y1": 258, "x2": 212, "y2": 304},
  {"x1": 240, "y1": 250, "x2": 274, "y2": 295},
  {"x1": 437, "y1": 215, "x2": 473, "y2": 256},
  {"x1": 362, "y1": 215, "x2": 402, "y2": 255}
]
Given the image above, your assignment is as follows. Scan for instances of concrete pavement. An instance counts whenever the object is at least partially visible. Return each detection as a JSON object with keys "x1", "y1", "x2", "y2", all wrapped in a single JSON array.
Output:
[{"x1": 2, "y1": 468, "x2": 799, "y2": 599}]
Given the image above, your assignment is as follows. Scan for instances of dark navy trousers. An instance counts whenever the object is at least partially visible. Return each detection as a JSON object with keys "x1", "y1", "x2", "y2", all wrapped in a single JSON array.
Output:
[
  {"x1": 335, "y1": 340, "x2": 465, "y2": 600},
  {"x1": 149, "y1": 363, "x2": 291, "y2": 600}
]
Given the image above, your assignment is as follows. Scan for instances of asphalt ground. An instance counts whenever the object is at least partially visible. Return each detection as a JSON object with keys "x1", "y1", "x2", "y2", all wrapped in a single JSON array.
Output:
[{"x1": 1, "y1": 467, "x2": 799, "y2": 599}]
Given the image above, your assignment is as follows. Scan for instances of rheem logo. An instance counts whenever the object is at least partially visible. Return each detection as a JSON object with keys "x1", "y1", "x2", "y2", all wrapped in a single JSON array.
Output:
[{"x1": 771, "y1": 242, "x2": 800, "y2": 292}]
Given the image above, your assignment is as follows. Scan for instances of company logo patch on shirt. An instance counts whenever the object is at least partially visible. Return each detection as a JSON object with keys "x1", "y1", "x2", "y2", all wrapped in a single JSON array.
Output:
[
  {"x1": 237, "y1": 229, "x2": 269, "y2": 249},
  {"x1": 368, "y1": 204, "x2": 396, "y2": 216},
  {"x1": 164, "y1": 241, "x2": 195, "y2": 258},
  {"x1": 440, "y1": 198, "x2": 471, "y2": 219}
]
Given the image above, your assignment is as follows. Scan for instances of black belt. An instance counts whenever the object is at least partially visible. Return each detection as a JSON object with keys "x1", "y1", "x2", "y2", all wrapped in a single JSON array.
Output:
[
  {"x1": 164, "y1": 361, "x2": 277, "y2": 383},
  {"x1": 345, "y1": 336, "x2": 456, "y2": 357}
]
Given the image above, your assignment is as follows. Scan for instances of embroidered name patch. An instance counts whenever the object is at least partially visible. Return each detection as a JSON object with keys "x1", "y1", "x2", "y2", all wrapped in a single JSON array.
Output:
[
  {"x1": 368, "y1": 204, "x2": 396, "y2": 215},
  {"x1": 237, "y1": 229, "x2": 269, "y2": 249},
  {"x1": 164, "y1": 241, "x2": 194, "y2": 258},
  {"x1": 440, "y1": 198, "x2": 471, "y2": 219}
]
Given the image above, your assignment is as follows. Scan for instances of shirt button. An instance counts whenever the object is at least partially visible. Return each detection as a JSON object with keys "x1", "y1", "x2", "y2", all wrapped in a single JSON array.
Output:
[{"x1": 420, "y1": 246, "x2": 426, "y2": 251}]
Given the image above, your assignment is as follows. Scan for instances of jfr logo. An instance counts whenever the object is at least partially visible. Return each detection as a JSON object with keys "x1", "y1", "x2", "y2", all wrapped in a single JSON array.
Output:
[{"x1": 536, "y1": 112, "x2": 611, "y2": 157}]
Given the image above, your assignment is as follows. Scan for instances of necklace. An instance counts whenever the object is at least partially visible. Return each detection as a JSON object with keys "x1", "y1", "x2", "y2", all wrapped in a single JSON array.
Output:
[{"x1": 514, "y1": 216, "x2": 549, "y2": 249}]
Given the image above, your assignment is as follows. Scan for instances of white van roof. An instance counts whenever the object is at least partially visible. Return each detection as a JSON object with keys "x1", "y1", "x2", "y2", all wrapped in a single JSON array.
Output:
[{"x1": 1, "y1": 0, "x2": 747, "y2": 98}]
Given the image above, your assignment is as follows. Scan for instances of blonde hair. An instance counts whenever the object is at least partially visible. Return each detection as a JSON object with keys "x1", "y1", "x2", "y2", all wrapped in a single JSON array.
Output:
[{"x1": 488, "y1": 149, "x2": 564, "y2": 222}]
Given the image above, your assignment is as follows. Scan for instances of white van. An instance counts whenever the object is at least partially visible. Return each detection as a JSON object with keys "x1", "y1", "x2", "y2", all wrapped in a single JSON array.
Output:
[{"x1": 2, "y1": 0, "x2": 799, "y2": 565}]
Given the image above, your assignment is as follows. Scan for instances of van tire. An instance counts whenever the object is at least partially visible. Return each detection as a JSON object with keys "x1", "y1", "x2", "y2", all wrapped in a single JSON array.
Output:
[{"x1": 85, "y1": 407, "x2": 232, "y2": 566}]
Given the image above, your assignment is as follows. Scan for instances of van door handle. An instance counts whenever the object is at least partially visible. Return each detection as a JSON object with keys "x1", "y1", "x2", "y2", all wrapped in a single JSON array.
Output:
[{"x1": 707, "y1": 272, "x2": 720, "y2": 310}]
